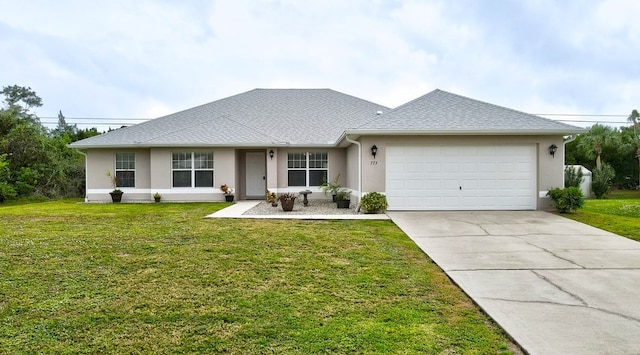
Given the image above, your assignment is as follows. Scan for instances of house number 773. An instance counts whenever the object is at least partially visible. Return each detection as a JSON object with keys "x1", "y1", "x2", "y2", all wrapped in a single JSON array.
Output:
[{"x1": 370, "y1": 160, "x2": 378, "y2": 166}]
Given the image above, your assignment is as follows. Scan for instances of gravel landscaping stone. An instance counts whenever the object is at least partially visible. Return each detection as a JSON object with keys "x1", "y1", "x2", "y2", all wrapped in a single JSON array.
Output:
[{"x1": 243, "y1": 200, "x2": 360, "y2": 215}]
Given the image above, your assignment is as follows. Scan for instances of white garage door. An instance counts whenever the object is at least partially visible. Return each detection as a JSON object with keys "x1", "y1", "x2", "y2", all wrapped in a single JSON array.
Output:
[{"x1": 386, "y1": 145, "x2": 536, "y2": 210}]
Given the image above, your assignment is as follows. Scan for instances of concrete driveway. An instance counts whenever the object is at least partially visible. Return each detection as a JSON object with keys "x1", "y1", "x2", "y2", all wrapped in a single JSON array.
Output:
[{"x1": 388, "y1": 211, "x2": 640, "y2": 355}]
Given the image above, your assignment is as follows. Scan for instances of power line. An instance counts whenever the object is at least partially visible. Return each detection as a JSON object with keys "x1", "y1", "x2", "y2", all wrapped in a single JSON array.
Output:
[
  {"x1": 37, "y1": 113, "x2": 634, "y2": 127},
  {"x1": 554, "y1": 119, "x2": 630, "y2": 124},
  {"x1": 39, "y1": 116, "x2": 149, "y2": 127},
  {"x1": 534, "y1": 113, "x2": 631, "y2": 125},
  {"x1": 38, "y1": 116, "x2": 150, "y2": 121},
  {"x1": 534, "y1": 113, "x2": 628, "y2": 117}
]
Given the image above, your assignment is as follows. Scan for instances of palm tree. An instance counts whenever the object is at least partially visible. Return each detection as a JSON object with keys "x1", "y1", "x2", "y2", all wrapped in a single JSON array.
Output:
[{"x1": 577, "y1": 124, "x2": 620, "y2": 170}]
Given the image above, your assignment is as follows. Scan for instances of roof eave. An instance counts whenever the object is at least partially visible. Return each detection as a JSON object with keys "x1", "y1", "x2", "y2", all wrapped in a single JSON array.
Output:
[
  {"x1": 68, "y1": 142, "x2": 339, "y2": 149},
  {"x1": 336, "y1": 128, "x2": 587, "y2": 145},
  {"x1": 344, "y1": 128, "x2": 587, "y2": 135}
]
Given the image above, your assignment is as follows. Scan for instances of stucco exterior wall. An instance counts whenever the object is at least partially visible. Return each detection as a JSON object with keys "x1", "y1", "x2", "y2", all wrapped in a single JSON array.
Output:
[
  {"x1": 85, "y1": 147, "x2": 236, "y2": 202},
  {"x1": 266, "y1": 148, "x2": 279, "y2": 193},
  {"x1": 85, "y1": 148, "x2": 150, "y2": 202},
  {"x1": 345, "y1": 143, "x2": 360, "y2": 201},
  {"x1": 145, "y1": 147, "x2": 236, "y2": 202},
  {"x1": 82, "y1": 135, "x2": 564, "y2": 209},
  {"x1": 274, "y1": 147, "x2": 347, "y2": 199},
  {"x1": 354, "y1": 135, "x2": 565, "y2": 210}
]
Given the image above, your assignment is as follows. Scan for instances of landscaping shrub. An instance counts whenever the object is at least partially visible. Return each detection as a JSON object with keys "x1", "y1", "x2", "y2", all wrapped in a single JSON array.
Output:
[
  {"x1": 0, "y1": 155, "x2": 16, "y2": 202},
  {"x1": 359, "y1": 192, "x2": 388, "y2": 213},
  {"x1": 547, "y1": 187, "x2": 584, "y2": 213},
  {"x1": 0, "y1": 181, "x2": 16, "y2": 202},
  {"x1": 592, "y1": 163, "x2": 615, "y2": 199},
  {"x1": 564, "y1": 165, "x2": 584, "y2": 188}
]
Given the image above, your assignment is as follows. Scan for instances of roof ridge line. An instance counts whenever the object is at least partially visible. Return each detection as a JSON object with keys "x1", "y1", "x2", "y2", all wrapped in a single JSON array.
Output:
[{"x1": 150, "y1": 89, "x2": 259, "y2": 122}]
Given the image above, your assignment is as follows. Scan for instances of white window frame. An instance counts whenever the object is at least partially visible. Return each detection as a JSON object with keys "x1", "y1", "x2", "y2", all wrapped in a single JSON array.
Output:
[
  {"x1": 114, "y1": 152, "x2": 135, "y2": 188},
  {"x1": 171, "y1": 151, "x2": 215, "y2": 188},
  {"x1": 287, "y1": 151, "x2": 328, "y2": 187}
]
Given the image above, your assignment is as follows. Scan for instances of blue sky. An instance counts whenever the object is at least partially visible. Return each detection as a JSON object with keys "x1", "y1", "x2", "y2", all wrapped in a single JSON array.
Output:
[{"x1": 1, "y1": 0, "x2": 638, "y2": 129}]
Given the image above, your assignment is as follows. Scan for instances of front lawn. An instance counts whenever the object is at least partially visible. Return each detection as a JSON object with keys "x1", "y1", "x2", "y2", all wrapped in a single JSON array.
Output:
[
  {"x1": 0, "y1": 200, "x2": 516, "y2": 354},
  {"x1": 560, "y1": 196, "x2": 640, "y2": 241},
  {"x1": 608, "y1": 189, "x2": 640, "y2": 199}
]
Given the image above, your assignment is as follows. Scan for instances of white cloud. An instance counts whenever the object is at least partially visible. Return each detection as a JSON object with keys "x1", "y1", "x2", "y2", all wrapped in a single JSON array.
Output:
[{"x1": 0, "y1": 0, "x2": 638, "y2": 129}]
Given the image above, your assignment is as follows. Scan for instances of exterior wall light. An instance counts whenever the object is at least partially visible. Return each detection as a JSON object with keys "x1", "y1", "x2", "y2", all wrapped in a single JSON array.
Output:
[
  {"x1": 549, "y1": 144, "x2": 558, "y2": 158},
  {"x1": 269, "y1": 150, "x2": 275, "y2": 160},
  {"x1": 371, "y1": 144, "x2": 378, "y2": 159}
]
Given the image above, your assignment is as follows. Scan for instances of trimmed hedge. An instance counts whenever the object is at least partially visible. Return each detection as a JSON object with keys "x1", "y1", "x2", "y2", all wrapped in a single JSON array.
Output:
[{"x1": 359, "y1": 192, "x2": 388, "y2": 214}]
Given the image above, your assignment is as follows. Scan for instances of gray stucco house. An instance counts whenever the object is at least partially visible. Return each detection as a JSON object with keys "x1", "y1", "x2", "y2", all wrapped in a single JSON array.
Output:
[{"x1": 69, "y1": 88, "x2": 584, "y2": 210}]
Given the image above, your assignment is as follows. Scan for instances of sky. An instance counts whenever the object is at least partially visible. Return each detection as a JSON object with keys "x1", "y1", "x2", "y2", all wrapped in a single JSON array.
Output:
[{"x1": 1, "y1": 0, "x2": 638, "y2": 130}]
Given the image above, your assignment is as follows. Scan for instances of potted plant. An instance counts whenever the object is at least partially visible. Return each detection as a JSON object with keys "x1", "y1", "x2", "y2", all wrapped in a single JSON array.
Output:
[
  {"x1": 278, "y1": 192, "x2": 297, "y2": 211},
  {"x1": 220, "y1": 184, "x2": 234, "y2": 202},
  {"x1": 153, "y1": 192, "x2": 162, "y2": 203},
  {"x1": 320, "y1": 174, "x2": 341, "y2": 202},
  {"x1": 266, "y1": 190, "x2": 278, "y2": 207},
  {"x1": 105, "y1": 171, "x2": 123, "y2": 203},
  {"x1": 335, "y1": 189, "x2": 351, "y2": 209},
  {"x1": 359, "y1": 192, "x2": 388, "y2": 214}
]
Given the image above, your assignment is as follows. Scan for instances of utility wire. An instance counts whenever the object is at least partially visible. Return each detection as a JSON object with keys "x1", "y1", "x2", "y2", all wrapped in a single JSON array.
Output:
[
  {"x1": 37, "y1": 113, "x2": 634, "y2": 127},
  {"x1": 533, "y1": 113, "x2": 627, "y2": 117},
  {"x1": 38, "y1": 116, "x2": 150, "y2": 120}
]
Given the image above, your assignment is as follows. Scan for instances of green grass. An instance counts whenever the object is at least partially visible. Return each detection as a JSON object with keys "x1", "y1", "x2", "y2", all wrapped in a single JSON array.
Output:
[
  {"x1": 0, "y1": 200, "x2": 516, "y2": 354},
  {"x1": 560, "y1": 196, "x2": 640, "y2": 241},
  {"x1": 607, "y1": 189, "x2": 640, "y2": 199}
]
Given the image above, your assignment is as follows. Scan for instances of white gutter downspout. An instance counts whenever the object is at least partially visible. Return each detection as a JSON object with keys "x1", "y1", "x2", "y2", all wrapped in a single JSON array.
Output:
[
  {"x1": 564, "y1": 134, "x2": 577, "y2": 146},
  {"x1": 344, "y1": 134, "x2": 362, "y2": 200},
  {"x1": 75, "y1": 149, "x2": 89, "y2": 202},
  {"x1": 563, "y1": 134, "x2": 578, "y2": 162}
]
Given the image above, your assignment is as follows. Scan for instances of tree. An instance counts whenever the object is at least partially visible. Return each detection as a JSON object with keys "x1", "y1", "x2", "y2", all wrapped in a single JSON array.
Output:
[
  {"x1": 1, "y1": 123, "x2": 48, "y2": 172},
  {"x1": 51, "y1": 110, "x2": 77, "y2": 138},
  {"x1": 72, "y1": 127, "x2": 100, "y2": 142},
  {"x1": 0, "y1": 85, "x2": 42, "y2": 126},
  {"x1": 1, "y1": 85, "x2": 42, "y2": 112},
  {"x1": 577, "y1": 124, "x2": 620, "y2": 170},
  {"x1": 564, "y1": 165, "x2": 584, "y2": 188},
  {"x1": 0, "y1": 154, "x2": 16, "y2": 201},
  {"x1": 628, "y1": 109, "x2": 640, "y2": 188},
  {"x1": 592, "y1": 163, "x2": 615, "y2": 198},
  {"x1": 566, "y1": 120, "x2": 640, "y2": 190},
  {"x1": 0, "y1": 85, "x2": 94, "y2": 199}
]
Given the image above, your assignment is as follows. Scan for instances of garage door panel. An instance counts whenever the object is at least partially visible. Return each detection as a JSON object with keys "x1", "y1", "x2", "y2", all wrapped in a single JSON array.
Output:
[
  {"x1": 386, "y1": 144, "x2": 536, "y2": 210},
  {"x1": 404, "y1": 179, "x2": 423, "y2": 190},
  {"x1": 424, "y1": 162, "x2": 442, "y2": 170},
  {"x1": 423, "y1": 180, "x2": 441, "y2": 190},
  {"x1": 462, "y1": 162, "x2": 479, "y2": 172},
  {"x1": 404, "y1": 163, "x2": 423, "y2": 173}
]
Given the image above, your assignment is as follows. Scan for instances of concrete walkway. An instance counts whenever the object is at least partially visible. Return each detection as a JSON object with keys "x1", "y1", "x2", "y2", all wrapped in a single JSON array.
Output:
[
  {"x1": 388, "y1": 211, "x2": 640, "y2": 355},
  {"x1": 205, "y1": 201, "x2": 389, "y2": 220}
]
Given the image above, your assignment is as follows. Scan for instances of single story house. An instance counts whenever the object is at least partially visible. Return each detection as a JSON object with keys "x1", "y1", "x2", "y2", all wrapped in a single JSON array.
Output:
[{"x1": 69, "y1": 88, "x2": 584, "y2": 210}]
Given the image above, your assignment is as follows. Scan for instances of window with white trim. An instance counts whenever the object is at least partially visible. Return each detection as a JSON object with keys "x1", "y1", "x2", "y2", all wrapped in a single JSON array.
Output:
[
  {"x1": 287, "y1": 152, "x2": 328, "y2": 187},
  {"x1": 115, "y1": 153, "x2": 135, "y2": 188},
  {"x1": 172, "y1": 152, "x2": 214, "y2": 188}
]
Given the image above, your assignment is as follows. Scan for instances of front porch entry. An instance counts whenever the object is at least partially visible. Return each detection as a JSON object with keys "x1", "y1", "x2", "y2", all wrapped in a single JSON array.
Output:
[{"x1": 244, "y1": 151, "x2": 266, "y2": 200}]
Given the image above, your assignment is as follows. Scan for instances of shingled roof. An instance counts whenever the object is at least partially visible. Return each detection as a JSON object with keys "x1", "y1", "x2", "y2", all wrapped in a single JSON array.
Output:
[
  {"x1": 346, "y1": 89, "x2": 585, "y2": 135},
  {"x1": 69, "y1": 89, "x2": 389, "y2": 148},
  {"x1": 70, "y1": 88, "x2": 584, "y2": 149}
]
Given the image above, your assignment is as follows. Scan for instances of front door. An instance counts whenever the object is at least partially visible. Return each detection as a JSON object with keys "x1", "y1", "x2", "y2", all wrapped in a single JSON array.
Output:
[{"x1": 245, "y1": 152, "x2": 266, "y2": 199}]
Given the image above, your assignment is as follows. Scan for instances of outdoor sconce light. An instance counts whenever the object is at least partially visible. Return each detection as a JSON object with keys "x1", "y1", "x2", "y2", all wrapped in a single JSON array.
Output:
[
  {"x1": 371, "y1": 145, "x2": 378, "y2": 159},
  {"x1": 269, "y1": 150, "x2": 275, "y2": 160},
  {"x1": 549, "y1": 144, "x2": 558, "y2": 158}
]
